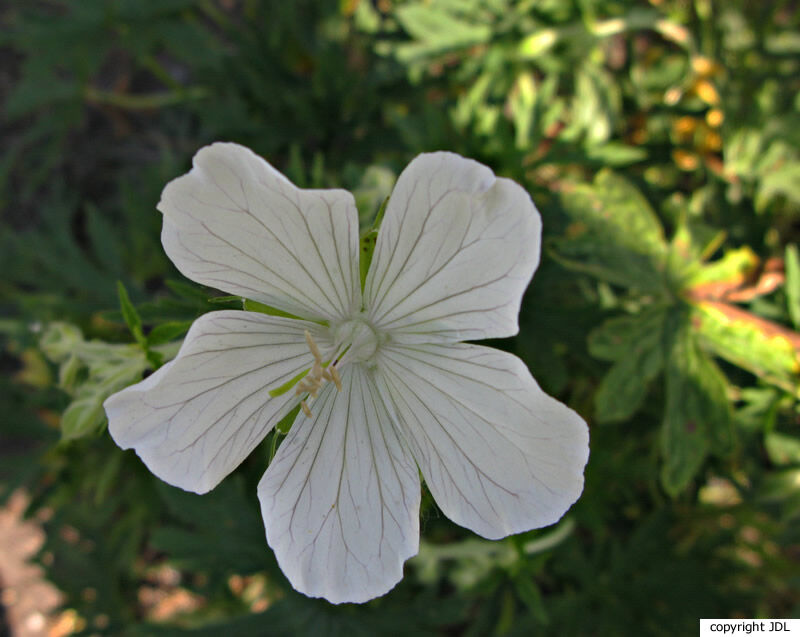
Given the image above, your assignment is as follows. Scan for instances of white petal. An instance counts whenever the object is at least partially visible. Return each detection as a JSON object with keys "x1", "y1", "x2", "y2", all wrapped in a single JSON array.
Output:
[
  {"x1": 258, "y1": 364, "x2": 420, "y2": 604},
  {"x1": 104, "y1": 311, "x2": 328, "y2": 494},
  {"x1": 159, "y1": 143, "x2": 361, "y2": 321},
  {"x1": 364, "y1": 152, "x2": 541, "y2": 343},
  {"x1": 377, "y1": 343, "x2": 588, "y2": 539}
]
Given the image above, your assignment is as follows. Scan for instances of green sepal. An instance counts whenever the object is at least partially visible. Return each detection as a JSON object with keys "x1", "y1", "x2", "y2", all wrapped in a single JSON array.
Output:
[
  {"x1": 269, "y1": 405, "x2": 301, "y2": 463},
  {"x1": 360, "y1": 229, "x2": 379, "y2": 291},
  {"x1": 269, "y1": 368, "x2": 310, "y2": 398},
  {"x1": 359, "y1": 195, "x2": 389, "y2": 291},
  {"x1": 242, "y1": 298, "x2": 306, "y2": 321},
  {"x1": 275, "y1": 405, "x2": 299, "y2": 435},
  {"x1": 208, "y1": 295, "x2": 245, "y2": 305}
]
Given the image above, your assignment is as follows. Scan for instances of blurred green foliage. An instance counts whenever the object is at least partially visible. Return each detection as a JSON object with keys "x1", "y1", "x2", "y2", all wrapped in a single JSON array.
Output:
[{"x1": 1, "y1": 0, "x2": 799, "y2": 634}]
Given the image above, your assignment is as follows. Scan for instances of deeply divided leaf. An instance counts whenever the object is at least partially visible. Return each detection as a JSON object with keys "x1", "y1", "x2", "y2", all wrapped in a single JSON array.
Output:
[
  {"x1": 660, "y1": 321, "x2": 732, "y2": 496},
  {"x1": 554, "y1": 170, "x2": 667, "y2": 292},
  {"x1": 589, "y1": 307, "x2": 668, "y2": 423}
]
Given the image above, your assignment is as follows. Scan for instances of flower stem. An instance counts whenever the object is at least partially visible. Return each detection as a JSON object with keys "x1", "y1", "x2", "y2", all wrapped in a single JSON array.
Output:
[
  {"x1": 415, "y1": 517, "x2": 575, "y2": 564},
  {"x1": 85, "y1": 86, "x2": 208, "y2": 110}
]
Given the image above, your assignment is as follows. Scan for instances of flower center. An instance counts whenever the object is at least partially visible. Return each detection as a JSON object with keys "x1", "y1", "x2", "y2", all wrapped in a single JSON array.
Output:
[
  {"x1": 332, "y1": 318, "x2": 379, "y2": 364},
  {"x1": 270, "y1": 319, "x2": 380, "y2": 418}
]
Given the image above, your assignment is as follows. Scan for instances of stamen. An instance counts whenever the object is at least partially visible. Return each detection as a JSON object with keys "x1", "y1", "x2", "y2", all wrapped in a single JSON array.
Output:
[
  {"x1": 305, "y1": 330, "x2": 322, "y2": 364},
  {"x1": 330, "y1": 366, "x2": 342, "y2": 391},
  {"x1": 291, "y1": 330, "x2": 343, "y2": 417}
]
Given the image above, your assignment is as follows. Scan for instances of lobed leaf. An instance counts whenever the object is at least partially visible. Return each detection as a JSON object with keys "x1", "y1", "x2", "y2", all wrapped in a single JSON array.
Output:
[
  {"x1": 554, "y1": 170, "x2": 668, "y2": 293},
  {"x1": 661, "y1": 322, "x2": 732, "y2": 496},
  {"x1": 692, "y1": 301, "x2": 800, "y2": 397},
  {"x1": 589, "y1": 307, "x2": 668, "y2": 423}
]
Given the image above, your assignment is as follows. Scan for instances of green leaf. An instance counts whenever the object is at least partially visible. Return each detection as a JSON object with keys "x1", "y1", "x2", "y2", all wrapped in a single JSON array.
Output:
[
  {"x1": 165, "y1": 279, "x2": 211, "y2": 302},
  {"x1": 785, "y1": 244, "x2": 800, "y2": 329},
  {"x1": 692, "y1": 301, "x2": 800, "y2": 397},
  {"x1": 394, "y1": 2, "x2": 492, "y2": 62},
  {"x1": 661, "y1": 322, "x2": 732, "y2": 496},
  {"x1": 146, "y1": 320, "x2": 192, "y2": 346},
  {"x1": 58, "y1": 354, "x2": 82, "y2": 391},
  {"x1": 685, "y1": 246, "x2": 759, "y2": 291},
  {"x1": 85, "y1": 204, "x2": 124, "y2": 276},
  {"x1": 588, "y1": 312, "x2": 652, "y2": 361},
  {"x1": 60, "y1": 396, "x2": 107, "y2": 441},
  {"x1": 116, "y1": 280, "x2": 146, "y2": 347},
  {"x1": 566, "y1": 65, "x2": 621, "y2": 145},
  {"x1": 554, "y1": 170, "x2": 667, "y2": 292},
  {"x1": 453, "y1": 72, "x2": 493, "y2": 130},
  {"x1": 589, "y1": 307, "x2": 667, "y2": 423},
  {"x1": 151, "y1": 477, "x2": 269, "y2": 574},
  {"x1": 39, "y1": 322, "x2": 84, "y2": 362},
  {"x1": 666, "y1": 210, "x2": 726, "y2": 266},
  {"x1": 517, "y1": 28, "x2": 559, "y2": 59},
  {"x1": 41, "y1": 322, "x2": 152, "y2": 440},
  {"x1": 585, "y1": 142, "x2": 647, "y2": 166},
  {"x1": 513, "y1": 575, "x2": 549, "y2": 625},
  {"x1": 509, "y1": 71, "x2": 537, "y2": 149},
  {"x1": 759, "y1": 469, "x2": 800, "y2": 520},
  {"x1": 756, "y1": 162, "x2": 800, "y2": 211},
  {"x1": 765, "y1": 432, "x2": 800, "y2": 466}
]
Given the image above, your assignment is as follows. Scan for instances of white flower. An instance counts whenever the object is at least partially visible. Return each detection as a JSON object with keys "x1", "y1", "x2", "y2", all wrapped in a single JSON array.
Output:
[{"x1": 104, "y1": 143, "x2": 589, "y2": 604}]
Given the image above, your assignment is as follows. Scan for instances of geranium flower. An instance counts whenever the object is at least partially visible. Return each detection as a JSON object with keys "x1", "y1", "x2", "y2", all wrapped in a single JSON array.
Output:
[{"x1": 104, "y1": 143, "x2": 589, "y2": 604}]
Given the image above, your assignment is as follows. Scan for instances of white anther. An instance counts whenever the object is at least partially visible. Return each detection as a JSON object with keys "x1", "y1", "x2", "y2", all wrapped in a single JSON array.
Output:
[{"x1": 301, "y1": 401, "x2": 312, "y2": 418}]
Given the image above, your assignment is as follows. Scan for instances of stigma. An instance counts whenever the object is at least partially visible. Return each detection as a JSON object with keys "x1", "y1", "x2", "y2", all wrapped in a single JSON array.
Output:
[{"x1": 332, "y1": 317, "x2": 379, "y2": 364}]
